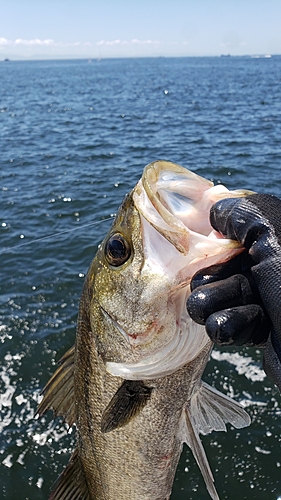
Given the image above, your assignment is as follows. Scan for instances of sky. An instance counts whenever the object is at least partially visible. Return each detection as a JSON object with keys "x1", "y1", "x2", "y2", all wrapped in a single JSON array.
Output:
[{"x1": 1, "y1": 0, "x2": 281, "y2": 60}]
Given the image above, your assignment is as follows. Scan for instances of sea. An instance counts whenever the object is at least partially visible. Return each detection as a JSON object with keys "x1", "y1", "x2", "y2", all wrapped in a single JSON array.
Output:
[{"x1": 1, "y1": 56, "x2": 281, "y2": 500}]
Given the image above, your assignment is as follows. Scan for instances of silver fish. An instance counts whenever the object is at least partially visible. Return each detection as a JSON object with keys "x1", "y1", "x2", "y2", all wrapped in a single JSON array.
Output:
[{"x1": 38, "y1": 160, "x2": 251, "y2": 500}]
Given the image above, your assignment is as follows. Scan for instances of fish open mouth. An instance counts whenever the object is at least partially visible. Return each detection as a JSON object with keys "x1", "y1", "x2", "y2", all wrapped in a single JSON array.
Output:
[{"x1": 133, "y1": 160, "x2": 247, "y2": 257}]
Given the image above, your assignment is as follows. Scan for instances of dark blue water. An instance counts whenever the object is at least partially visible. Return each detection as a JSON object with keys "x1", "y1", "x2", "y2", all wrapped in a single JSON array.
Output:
[{"x1": 1, "y1": 56, "x2": 281, "y2": 500}]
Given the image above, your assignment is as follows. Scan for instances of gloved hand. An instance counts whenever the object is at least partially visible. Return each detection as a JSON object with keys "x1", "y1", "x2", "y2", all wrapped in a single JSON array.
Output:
[{"x1": 187, "y1": 194, "x2": 281, "y2": 391}]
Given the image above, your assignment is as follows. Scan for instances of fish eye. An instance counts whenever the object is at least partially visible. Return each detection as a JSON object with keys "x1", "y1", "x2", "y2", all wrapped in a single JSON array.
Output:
[{"x1": 105, "y1": 233, "x2": 131, "y2": 267}]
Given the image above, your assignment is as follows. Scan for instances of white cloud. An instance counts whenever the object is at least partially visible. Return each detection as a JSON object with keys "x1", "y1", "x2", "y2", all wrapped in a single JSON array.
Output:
[
  {"x1": 0, "y1": 36, "x2": 164, "y2": 60},
  {"x1": 0, "y1": 37, "x2": 9, "y2": 46},
  {"x1": 97, "y1": 39, "x2": 160, "y2": 47},
  {"x1": 132, "y1": 39, "x2": 160, "y2": 45},
  {"x1": 0, "y1": 37, "x2": 161, "y2": 49},
  {"x1": 0, "y1": 38, "x2": 90, "y2": 47},
  {"x1": 0, "y1": 36, "x2": 164, "y2": 58},
  {"x1": 14, "y1": 38, "x2": 55, "y2": 46},
  {"x1": 97, "y1": 39, "x2": 121, "y2": 46}
]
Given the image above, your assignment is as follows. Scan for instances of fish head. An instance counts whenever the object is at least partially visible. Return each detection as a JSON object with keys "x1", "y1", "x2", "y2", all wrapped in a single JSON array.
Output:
[
  {"x1": 86, "y1": 160, "x2": 252, "y2": 380},
  {"x1": 88, "y1": 191, "x2": 177, "y2": 370}
]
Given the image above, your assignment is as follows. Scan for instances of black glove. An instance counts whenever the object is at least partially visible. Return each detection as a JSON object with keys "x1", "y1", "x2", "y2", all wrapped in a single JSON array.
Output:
[
  {"x1": 187, "y1": 252, "x2": 271, "y2": 347},
  {"x1": 187, "y1": 194, "x2": 281, "y2": 391}
]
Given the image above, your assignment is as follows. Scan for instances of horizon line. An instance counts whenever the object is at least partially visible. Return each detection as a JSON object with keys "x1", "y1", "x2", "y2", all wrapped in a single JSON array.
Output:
[{"x1": 1, "y1": 53, "x2": 279, "y2": 63}]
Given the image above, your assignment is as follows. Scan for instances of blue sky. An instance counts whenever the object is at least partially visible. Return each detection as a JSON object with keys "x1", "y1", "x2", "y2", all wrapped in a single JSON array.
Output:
[{"x1": 1, "y1": 0, "x2": 281, "y2": 59}]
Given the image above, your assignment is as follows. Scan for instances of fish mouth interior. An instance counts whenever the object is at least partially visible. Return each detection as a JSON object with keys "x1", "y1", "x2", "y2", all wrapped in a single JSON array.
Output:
[
  {"x1": 132, "y1": 160, "x2": 244, "y2": 282},
  {"x1": 133, "y1": 160, "x2": 251, "y2": 256},
  {"x1": 143, "y1": 160, "x2": 252, "y2": 222},
  {"x1": 143, "y1": 161, "x2": 214, "y2": 234}
]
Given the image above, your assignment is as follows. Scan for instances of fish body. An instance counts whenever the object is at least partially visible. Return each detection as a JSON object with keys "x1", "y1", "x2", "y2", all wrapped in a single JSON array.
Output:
[{"x1": 38, "y1": 161, "x2": 251, "y2": 500}]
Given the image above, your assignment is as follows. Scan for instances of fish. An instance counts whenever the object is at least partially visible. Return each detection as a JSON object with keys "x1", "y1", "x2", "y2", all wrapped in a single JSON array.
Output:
[{"x1": 37, "y1": 160, "x2": 251, "y2": 500}]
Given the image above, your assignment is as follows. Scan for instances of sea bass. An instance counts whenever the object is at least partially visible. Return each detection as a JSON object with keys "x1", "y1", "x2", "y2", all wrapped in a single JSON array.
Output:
[{"x1": 38, "y1": 160, "x2": 251, "y2": 500}]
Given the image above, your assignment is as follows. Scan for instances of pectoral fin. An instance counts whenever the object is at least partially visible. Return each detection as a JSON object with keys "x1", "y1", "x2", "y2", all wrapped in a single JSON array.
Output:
[
  {"x1": 36, "y1": 346, "x2": 75, "y2": 427},
  {"x1": 181, "y1": 382, "x2": 250, "y2": 500},
  {"x1": 49, "y1": 449, "x2": 91, "y2": 500},
  {"x1": 101, "y1": 380, "x2": 152, "y2": 433}
]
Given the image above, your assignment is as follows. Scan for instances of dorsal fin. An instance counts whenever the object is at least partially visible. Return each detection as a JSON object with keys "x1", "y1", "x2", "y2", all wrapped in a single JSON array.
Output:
[
  {"x1": 101, "y1": 380, "x2": 152, "y2": 433},
  {"x1": 36, "y1": 346, "x2": 75, "y2": 427},
  {"x1": 49, "y1": 449, "x2": 91, "y2": 500}
]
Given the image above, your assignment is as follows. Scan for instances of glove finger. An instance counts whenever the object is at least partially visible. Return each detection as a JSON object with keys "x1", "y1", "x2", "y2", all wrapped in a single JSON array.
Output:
[
  {"x1": 205, "y1": 304, "x2": 270, "y2": 347},
  {"x1": 187, "y1": 274, "x2": 254, "y2": 325},
  {"x1": 210, "y1": 197, "x2": 245, "y2": 240},
  {"x1": 190, "y1": 252, "x2": 253, "y2": 292},
  {"x1": 210, "y1": 195, "x2": 276, "y2": 250}
]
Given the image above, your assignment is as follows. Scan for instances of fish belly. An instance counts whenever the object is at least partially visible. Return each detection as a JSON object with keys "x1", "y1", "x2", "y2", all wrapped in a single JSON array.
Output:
[{"x1": 75, "y1": 329, "x2": 212, "y2": 500}]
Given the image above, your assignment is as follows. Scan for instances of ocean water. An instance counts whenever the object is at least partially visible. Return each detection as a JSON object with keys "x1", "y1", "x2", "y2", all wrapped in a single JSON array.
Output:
[{"x1": 1, "y1": 56, "x2": 281, "y2": 500}]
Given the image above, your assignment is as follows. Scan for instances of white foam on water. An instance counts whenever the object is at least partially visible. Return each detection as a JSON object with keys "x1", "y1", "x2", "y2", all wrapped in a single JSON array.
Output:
[
  {"x1": 0, "y1": 348, "x2": 72, "y2": 471},
  {"x1": 36, "y1": 477, "x2": 44, "y2": 489},
  {"x1": 2, "y1": 454, "x2": 13, "y2": 468},
  {"x1": 255, "y1": 446, "x2": 271, "y2": 455},
  {"x1": 0, "y1": 353, "x2": 20, "y2": 432},
  {"x1": 0, "y1": 324, "x2": 12, "y2": 342},
  {"x1": 211, "y1": 350, "x2": 266, "y2": 382},
  {"x1": 29, "y1": 424, "x2": 72, "y2": 447}
]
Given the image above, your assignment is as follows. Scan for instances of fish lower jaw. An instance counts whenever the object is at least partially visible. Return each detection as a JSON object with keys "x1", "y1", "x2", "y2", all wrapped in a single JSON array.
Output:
[{"x1": 105, "y1": 320, "x2": 211, "y2": 381}]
